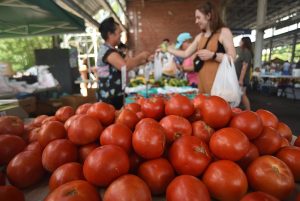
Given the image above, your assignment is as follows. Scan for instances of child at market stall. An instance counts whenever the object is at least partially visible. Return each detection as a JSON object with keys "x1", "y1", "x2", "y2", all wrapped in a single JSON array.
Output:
[
  {"x1": 167, "y1": 1, "x2": 236, "y2": 94},
  {"x1": 96, "y1": 17, "x2": 152, "y2": 109}
]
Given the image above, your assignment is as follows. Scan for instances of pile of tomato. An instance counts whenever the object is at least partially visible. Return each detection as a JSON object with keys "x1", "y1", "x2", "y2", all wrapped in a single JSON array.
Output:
[{"x1": 0, "y1": 93, "x2": 300, "y2": 201}]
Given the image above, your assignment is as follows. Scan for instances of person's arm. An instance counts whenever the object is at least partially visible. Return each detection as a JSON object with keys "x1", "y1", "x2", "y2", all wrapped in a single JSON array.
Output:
[
  {"x1": 167, "y1": 34, "x2": 201, "y2": 58},
  {"x1": 216, "y1": 27, "x2": 236, "y2": 62},
  {"x1": 106, "y1": 51, "x2": 150, "y2": 71}
]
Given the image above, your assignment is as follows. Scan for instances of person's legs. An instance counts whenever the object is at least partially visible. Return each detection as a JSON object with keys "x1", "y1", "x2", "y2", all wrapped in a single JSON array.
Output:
[{"x1": 242, "y1": 87, "x2": 251, "y2": 110}]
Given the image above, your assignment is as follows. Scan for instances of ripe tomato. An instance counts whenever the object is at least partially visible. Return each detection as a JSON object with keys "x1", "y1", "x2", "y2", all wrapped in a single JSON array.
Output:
[
  {"x1": 103, "y1": 174, "x2": 151, "y2": 201},
  {"x1": 132, "y1": 121, "x2": 166, "y2": 159},
  {"x1": 55, "y1": 106, "x2": 75, "y2": 122},
  {"x1": 240, "y1": 191, "x2": 280, "y2": 201},
  {"x1": 45, "y1": 180, "x2": 101, "y2": 201},
  {"x1": 0, "y1": 116, "x2": 24, "y2": 136},
  {"x1": 64, "y1": 114, "x2": 82, "y2": 130},
  {"x1": 68, "y1": 115, "x2": 103, "y2": 145},
  {"x1": 100, "y1": 123, "x2": 132, "y2": 153},
  {"x1": 87, "y1": 102, "x2": 115, "y2": 126},
  {"x1": 135, "y1": 118, "x2": 158, "y2": 130},
  {"x1": 276, "y1": 122, "x2": 293, "y2": 142},
  {"x1": 38, "y1": 121, "x2": 66, "y2": 148},
  {"x1": 83, "y1": 145, "x2": 129, "y2": 187},
  {"x1": 209, "y1": 127, "x2": 250, "y2": 161},
  {"x1": 192, "y1": 120, "x2": 214, "y2": 144},
  {"x1": 141, "y1": 96, "x2": 165, "y2": 120},
  {"x1": 166, "y1": 175, "x2": 210, "y2": 201},
  {"x1": 0, "y1": 134, "x2": 26, "y2": 165},
  {"x1": 32, "y1": 115, "x2": 48, "y2": 127},
  {"x1": 200, "y1": 96, "x2": 232, "y2": 129},
  {"x1": 187, "y1": 108, "x2": 202, "y2": 122},
  {"x1": 280, "y1": 137, "x2": 290, "y2": 148},
  {"x1": 7, "y1": 151, "x2": 45, "y2": 188},
  {"x1": 231, "y1": 107, "x2": 243, "y2": 116},
  {"x1": 237, "y1": 143, "x2": 260, "y2": 170},
  {"x1": 0, "y1": 185, "x2": 25, "y2": 201},
  {"x1": 124, "y1": 102, "x2": 141, "y2": 113},
  {"x1": 42, "y1": 139, "x2": 78, "y2": 172},
  {"x1": 116, "y1": 109, "x2": 139, "y2": 130},
  {"x1": 24, "y1": 141, "x2": 43, "y2": 155},
  {"x1": 49, "y1": 162, "x2": 84, "y2": 191},
  {"x1": 229, "y1": 111, "x2": 263, "y2": 140},
  {"x1": 138, "y1": 158, "x2": 175, "y2": 195},
  {"x1": 160, "y1": 115, "x2": 192, "y2": 143},
  {"x1": 256, "y1": 109, "x2": 279, "y2": 128},
  {"x1": 76, "y1": 103, "x2": 92, "y2": 115},
  {"x1": 78, "y1": 142, "x2": 99, "y2": 163},
  {"x1": 28, "y1": 127, "x2": 40, "y2": 143},
  {"x1": 165, "y1": 94, "x2": 194, "y2": 118},
  {"x1": 247, "y1": 155, "x2": 295, "y2": 200},
  {"x1": 276, "y1": 146, "x2": 300, "y2": 182},
  {"x1": 42, "y1": 116, "x2": 58, "y2": 124},
  {"x1": 169, "y1": 136, "x2": 211, "y2": 176},
  {"x1": 252, "y1": 127, "x2": 282, "y2": 155},
  {"x1": 203, "y1": 160, "x2": 248, "y2": 200},
  {"x1": 193, "y1": 93, "x2": 206, "y2": 109},
  {"x1": 295, "y1": 136, "x2": 300, "y2": 147}
]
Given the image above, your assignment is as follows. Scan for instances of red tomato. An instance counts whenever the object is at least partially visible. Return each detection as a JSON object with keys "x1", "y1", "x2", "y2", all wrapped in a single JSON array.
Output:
[
  {"x1": 28, "y1": 127, "x2": 40, "y2": 143},
  {"x1": 297, "y1": 193, "x2": 300, "y2": 201},
  {"x1": 136, "y1": 111, "x2": 144, "y2": 120},
  {"x1": 165, "y1": 94, "x2": 194, "y2": 118},
  {"x1": 42, "y1": 139, "x2": 78, "y2": 172},
  {"x1": 0, "y1": 116, "x2": 24, "y2": 136},
  {"x1": 7, "y1": 151, "x2": 45, "y2": 188},
  {"x1": 132, "y1": 121, "x2": 166, "y2": 159},
  {"x1": 138, "y1": 158, "x2": 175, "y2": 195},
  {"x1": 231, "y1": 107, "x2": 243, "y2": 116},
  {"x1": 135, "y1": 118, "x2": 158, "y2": 130},
  {"x1": 276, "y1": 146, "x2": 300, "y2": 182},
  {"x1": 193, "y1": 93, "x2": 206, "y2": 109},
  {"x1": 116, "y1": 109, "x2": 139, "y2": 130},
  {"x1": 160, "y1": 115, "x2": 192, "y2": 142},
  {"x1": 280, "y1": 137, "x2": 290, "y2": 148},
  {"x1": 42, "y1": 116, "x2": 58, "y2": 124},
  {"x1": 141, "y1": 96, "x2": 165, "y2": 120},
  {"x1": 209, "y1": 127, "x2": 250, "y2": 161},
  {"x1": 124, "y1": 102, "x2": 141, "y2": 113},
  {"x1": 49, "y1": 162, "x2": 84, "y2": 191},
  {"x1": 166, "y1": 175, "x2": 210, "y2": 201},
  {"x1": 256, "y1": 109, "x2": 279, "y2": 129},
  {"x1": 45, "y1": 180, "x2": 101, "y2": 201},
  {"x1": 64, "y1": 114, "x2": 82, "y2": 130},
  {"x1": 32, "y1": 115, "x2": 48, "y2": 127},
  {"x1": 129, "y1": 152, "x2": 143, "y2": 173},
  {"x1": 83, "y1": 145, "x2": 129, "y2": 187},
  {"x1": 276, "y1": 122, "x2": 293, "y2": 142},
  {"x1": 24, "y1": 141, "x2": 43, "y2": 155},
  {"x1": 103, "y1": 174, "x2": 151, "y2": 201},
  {"x1": 0, "y1": 170, "x2": 5, "y2": 185},
  {"x1": 203, "y1": 160, "x2": 248, "y2": 200},
  {"x1": 100, "y1": 123, "x2": 132, "y2": 153},
  {"x1": 38, "y1": 121, "x2": 66, "y2": 148},
  {"x1": 230, "y1": 111, "x2": 263, "y2": 140},
  {"x1": 295, "y1": 136, "x2": 300, "y2": 147},
  {"x1": 68, "y1": 115, "x2": 103, "y2": 145},
  {"x1": 87, "y1": 102, "x2": 115, "y2": 126},
  {"x1": 247, "y1": 155, "x2": 295, "y2": 200},
  {"x1": 0, "y1": 185, "x2": 25, "y2": 201},
  {"x1": 192, "y1": 120, "x2": 214, "y2": 144},
  {"x1": 187, "y1": 107, "x2": 202, "y2": 122},
  {"x1": 78, "y1": 143, "x2": 99, "y2": 163},
  {"x1": 252, "y1": 127, "x2": 282, "y2": 155},
  {"x1": 169, "y1": 136, "x2": 211, "y2": 176},
  {"x1": 240, "y1": 191, "x2": 280, "y2": 201},
  {"x1": 237, "y1": 143, "x2": 260, "y2": 170},
  {"x1": 76, "y1": 103, "x2": 92, "y2": 115},
  {"x1": 200, "y1": 96, "x2": 232, "y2": 129},
  {"x1": 55, "y1": 106, "x2": 75, "y2": 122},
  {"x1": 0, "y1": 135, "x2": 26, "y2": 165}
]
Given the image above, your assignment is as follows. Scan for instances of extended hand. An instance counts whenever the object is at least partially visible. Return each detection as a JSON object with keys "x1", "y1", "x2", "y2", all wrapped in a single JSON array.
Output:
[{"x1": 197, "y1": 49, "x2": 214, "y2": 61}]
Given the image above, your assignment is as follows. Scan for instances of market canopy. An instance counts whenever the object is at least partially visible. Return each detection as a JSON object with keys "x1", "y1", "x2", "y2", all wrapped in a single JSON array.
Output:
[{"x1": 0, "y1": 0, "x2": 86, "y2": 38}]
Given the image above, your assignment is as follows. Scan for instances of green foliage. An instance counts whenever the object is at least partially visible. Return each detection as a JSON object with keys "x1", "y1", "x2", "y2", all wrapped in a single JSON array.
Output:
[
  {"x1": 262, "y1": 43, "x2": 300, "y2": 62},
  {"x1": 0, "y1": 36, "x2": 52, "y2": 72}
]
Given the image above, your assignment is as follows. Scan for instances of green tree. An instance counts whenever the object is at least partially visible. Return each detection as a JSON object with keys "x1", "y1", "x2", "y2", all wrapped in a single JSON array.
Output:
[{"x1": 0, "y1": 36, "x2": 53, "y2": 72}]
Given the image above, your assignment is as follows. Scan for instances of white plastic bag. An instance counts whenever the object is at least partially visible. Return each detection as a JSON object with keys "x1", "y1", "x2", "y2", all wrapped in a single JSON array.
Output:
[
  {"x1": 211, "y1": 54, "x2": 242, "y2": 107},
  {"x1": 154, "y1": 52, "x2": 163, "y2": 80}
]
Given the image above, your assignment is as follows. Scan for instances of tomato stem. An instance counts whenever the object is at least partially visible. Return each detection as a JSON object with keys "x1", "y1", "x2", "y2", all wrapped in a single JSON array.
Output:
[
  {"x1": 271, "y1": 165, "x2": 280, "y2": 176},
  {"x1": 65, "y1": 189, "x2": 78, "y2": 197}
]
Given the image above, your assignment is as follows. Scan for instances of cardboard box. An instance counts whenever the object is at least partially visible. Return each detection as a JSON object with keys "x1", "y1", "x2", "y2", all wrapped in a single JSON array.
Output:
[
  {"x1": 0, "y1": 106, "x2": 28, "y2": 119},
  {"x1": 36, "y1": 99, "x2": 62, "y2": 115},
  {"x1": 18, "y1": 96, "x2": 36, "y2": 114}
]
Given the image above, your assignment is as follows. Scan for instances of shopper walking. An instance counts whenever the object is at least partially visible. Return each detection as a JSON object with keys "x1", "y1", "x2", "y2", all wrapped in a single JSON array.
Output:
[
  {"x1": 168, "y1": 1, "x2": 236, "y2": 94},
  {"x1": 235, "y1": 37, "x2": 253, "y2": 110}
]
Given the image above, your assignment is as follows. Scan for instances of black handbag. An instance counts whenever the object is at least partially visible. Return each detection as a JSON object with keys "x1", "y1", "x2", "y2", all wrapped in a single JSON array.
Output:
[{"x1": 193, "y1": 33, "x2": 214, "y2": 72}]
